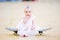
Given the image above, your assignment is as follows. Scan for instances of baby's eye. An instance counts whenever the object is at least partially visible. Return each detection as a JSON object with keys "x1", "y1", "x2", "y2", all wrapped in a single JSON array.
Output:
[
  {"x1": 25, "y1": 11, "x2": 28, "y2": 13},
  {"x1": 25, "y1": 11, "x2": 31, "y2": 13},
  {"x1": 29, "y1": 11, "x2": 31, "y2": 13}
]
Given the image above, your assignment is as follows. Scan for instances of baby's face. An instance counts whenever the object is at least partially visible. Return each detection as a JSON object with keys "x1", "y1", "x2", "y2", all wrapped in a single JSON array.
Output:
[{"x1": 24, "y1": 10, "x2": 31, "y2": 16}]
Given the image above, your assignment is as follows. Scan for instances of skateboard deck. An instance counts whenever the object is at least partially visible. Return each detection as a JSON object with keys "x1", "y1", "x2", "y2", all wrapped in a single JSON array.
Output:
[{"x1": 5, "y1": 27, "x2": 51, "y2": 34}]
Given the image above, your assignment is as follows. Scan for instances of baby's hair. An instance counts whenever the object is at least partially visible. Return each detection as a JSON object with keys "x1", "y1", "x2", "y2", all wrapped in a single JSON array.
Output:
[
  {"x1": 26, "y1": 6, "x2": 30, "y2": 9},
  {"x1": 25, "y1": 6, "x2": 31, "y2": 11}
]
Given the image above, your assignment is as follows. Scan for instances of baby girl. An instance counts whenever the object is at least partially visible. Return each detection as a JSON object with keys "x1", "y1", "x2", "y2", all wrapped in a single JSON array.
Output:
[{"x1": 17, "y1": 6, "x2": 38, "y2": 37}]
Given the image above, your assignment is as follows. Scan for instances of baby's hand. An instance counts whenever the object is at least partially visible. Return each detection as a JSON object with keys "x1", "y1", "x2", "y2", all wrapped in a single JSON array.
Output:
[{"x1": 31, "y1": 27, "x2": 35, "y2": 30}]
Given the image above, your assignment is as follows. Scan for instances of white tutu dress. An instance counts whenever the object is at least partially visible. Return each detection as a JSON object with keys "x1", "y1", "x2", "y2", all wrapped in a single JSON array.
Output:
[{"x1": 16, "y1": 16, "x2": 38, "y2": 36}]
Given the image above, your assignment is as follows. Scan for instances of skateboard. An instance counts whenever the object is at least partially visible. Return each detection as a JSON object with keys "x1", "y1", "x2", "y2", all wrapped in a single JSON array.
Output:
[{"x1": 5, "y1": 27, "x2": 51, "y2": 35}]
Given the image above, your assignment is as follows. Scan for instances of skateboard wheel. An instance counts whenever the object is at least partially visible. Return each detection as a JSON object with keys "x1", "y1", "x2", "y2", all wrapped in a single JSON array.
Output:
[
  {"x1": 14, "y1": 31, "x2": 18, "y2": 34},
  {"x1": 39, "y1": 31, "x2": 43, "y2": 35}
]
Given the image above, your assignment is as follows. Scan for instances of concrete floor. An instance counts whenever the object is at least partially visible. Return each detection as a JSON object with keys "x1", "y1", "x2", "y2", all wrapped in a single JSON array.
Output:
[{"x1": 0, "y1": 1, "x2": 60, "y2": 40}]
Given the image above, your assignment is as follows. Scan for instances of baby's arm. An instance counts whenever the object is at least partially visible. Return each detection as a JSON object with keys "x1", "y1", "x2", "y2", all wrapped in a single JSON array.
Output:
[{"x1": 31, "y1": 20, "x2": 35, "y2": 30}]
